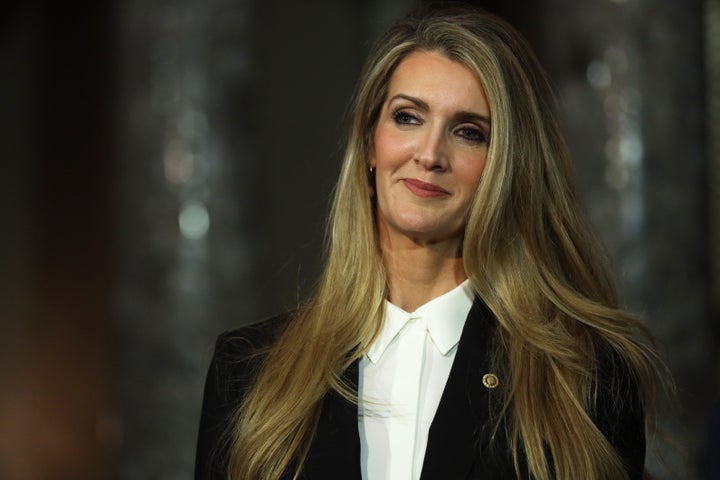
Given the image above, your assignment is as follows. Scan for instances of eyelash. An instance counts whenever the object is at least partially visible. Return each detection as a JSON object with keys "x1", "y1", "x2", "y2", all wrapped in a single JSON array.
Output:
[
  {"x1": 391, "y1": 109, "x2": 488, "y2": 145},
  {"x1": 456, "y1": 126, "x2": 488, "y2": 144},
  {"x1": 392, "y1": 110, "x2": 420, "y2": 125}
]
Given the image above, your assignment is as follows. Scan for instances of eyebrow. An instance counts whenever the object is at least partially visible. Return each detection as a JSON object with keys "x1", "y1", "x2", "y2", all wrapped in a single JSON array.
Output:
[{"x1": 388, "y1": 93, "x2": 491, "y2": 126}]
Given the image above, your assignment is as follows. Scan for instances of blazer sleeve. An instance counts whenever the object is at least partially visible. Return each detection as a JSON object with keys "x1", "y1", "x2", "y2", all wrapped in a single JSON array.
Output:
[
  {"x1": 593, "y1": 346, "x2": 647, "y2": 480},
  {"x1": 194, "y1": 315, "x2": 289, "y2": 480}
]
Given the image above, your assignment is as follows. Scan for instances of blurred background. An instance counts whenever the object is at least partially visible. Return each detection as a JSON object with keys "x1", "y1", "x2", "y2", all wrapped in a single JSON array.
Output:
[{"x1": 0, "y1": 0, "x2": 716, "y2": 478}]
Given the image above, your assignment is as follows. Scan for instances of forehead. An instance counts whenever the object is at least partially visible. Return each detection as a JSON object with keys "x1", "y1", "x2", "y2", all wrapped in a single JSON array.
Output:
[{"x1": 386, "y1": 50, "x2": 489, "y2": 114}]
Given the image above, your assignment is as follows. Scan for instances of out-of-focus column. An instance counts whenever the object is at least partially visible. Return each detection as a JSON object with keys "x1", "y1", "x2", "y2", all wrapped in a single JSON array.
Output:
[
  {"x1": 707, "y1": 0, "x2": 720, "y2": 390},
  {"x1": 538, "y1": 0, "x2": 710, "y2": 478},
  {"x1": 0, "y1": 3, "x2": 117, "y2": 480},
  {"x1": 113, "y1": 1, "x2": 256, "y2": 478}
]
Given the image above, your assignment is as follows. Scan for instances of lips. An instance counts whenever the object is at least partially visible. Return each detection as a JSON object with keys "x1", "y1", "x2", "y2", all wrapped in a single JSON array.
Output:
[{"x1": 402, "y1": 178, "x2": 450, "y2": 198}]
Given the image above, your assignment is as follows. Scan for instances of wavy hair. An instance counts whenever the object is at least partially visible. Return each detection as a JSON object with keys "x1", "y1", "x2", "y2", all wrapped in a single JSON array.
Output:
[{"x1": 228, "y1": 5, "x2": 666, "y2": 479}]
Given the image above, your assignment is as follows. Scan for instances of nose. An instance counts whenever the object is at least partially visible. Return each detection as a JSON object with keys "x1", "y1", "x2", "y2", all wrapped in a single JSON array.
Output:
[{"x1": 414, "y1": 127, "x2": 448, "y2": 171}]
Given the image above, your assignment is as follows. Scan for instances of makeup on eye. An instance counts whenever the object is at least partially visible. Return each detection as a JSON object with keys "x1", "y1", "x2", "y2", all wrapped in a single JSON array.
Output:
[
  {"x1": 392, "y1": 109, "x2": 421, "y2": 125},
  {"x1": 390, "y1": 107, "x2": 489, "y2": 145},
  {"x1": 455, "y1": 125, "x2": 488, "y2": 144}
]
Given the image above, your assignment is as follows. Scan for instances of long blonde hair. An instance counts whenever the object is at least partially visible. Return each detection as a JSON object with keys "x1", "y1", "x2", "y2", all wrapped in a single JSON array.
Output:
[{"x1": 229, "y1": 5, "x2": 666, "y2": 479}]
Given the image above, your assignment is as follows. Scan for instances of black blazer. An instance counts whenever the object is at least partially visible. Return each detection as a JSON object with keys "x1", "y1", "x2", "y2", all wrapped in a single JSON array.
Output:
[
  {"x1": 710, "y1": 401, "x2": 720, "y2": 480},
  {"x1": 195, "y1": 298, "x2": 646, "y2": 479}
]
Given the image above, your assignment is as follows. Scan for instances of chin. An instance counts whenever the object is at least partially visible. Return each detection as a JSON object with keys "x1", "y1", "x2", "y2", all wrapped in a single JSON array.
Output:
[{"x1": 398, "y1": 224, "x2": 462, "y2": 243}]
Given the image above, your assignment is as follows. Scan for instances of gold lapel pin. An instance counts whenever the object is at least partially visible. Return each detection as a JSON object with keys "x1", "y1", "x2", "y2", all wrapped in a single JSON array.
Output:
[{"x1": 482, "y1": 373, "x2": 499, "y2": 389}]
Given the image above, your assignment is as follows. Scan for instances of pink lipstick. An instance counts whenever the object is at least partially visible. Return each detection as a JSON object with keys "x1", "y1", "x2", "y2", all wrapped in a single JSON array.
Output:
[{"x1": 402, "y1": 179, "x2": 449, "y2": 198}]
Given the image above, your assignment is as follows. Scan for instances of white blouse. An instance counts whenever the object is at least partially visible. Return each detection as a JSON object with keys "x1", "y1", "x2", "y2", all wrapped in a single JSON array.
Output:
[{"x1": 358, "y1": 280, "x2": 474, "y2": 480}]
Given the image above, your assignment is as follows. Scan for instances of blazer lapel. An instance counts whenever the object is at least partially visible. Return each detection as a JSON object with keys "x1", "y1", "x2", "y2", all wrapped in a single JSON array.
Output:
[
  {"x1": 420, "y1": 298, "x2": 500, "y2": 479},
  {"x1": 303, "y1": 298, "x2": 501, "y2": 480},
  {"x1": 302, "y1": 360, "x2": 362, "y2": 480}
]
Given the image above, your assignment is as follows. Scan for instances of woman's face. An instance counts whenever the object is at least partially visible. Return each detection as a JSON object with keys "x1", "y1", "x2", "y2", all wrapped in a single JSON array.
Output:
[{"x1": 371, "y1": 50, "x2": 490, "y2": 250}]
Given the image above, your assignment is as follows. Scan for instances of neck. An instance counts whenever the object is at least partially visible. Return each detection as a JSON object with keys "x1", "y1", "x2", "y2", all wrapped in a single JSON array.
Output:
[{"x1": 381, "y1": 236, "x2": 467, "y2": 312}]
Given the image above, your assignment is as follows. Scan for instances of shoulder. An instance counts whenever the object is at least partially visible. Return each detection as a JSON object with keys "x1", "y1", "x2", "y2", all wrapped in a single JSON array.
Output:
[
  {"x1": 195, "y1": 312, "x2": 293, "y2": 480},
  {"x1": 214, "y1": 312, "x2": 292, "y2": 363},
  {"x1": 210, "y1": 312, "x2": 293, "y2": 398}
]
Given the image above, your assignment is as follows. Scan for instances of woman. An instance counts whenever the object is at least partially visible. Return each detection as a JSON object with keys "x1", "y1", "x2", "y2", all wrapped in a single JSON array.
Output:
[{"x1": 195, "y1": 5, "x2": 666, "y2": 480}]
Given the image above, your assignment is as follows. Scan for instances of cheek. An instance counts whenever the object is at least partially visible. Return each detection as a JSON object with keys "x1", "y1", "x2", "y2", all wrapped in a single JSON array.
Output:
[
  {"x1": 457, "y1": 156, "x2": 488, "y2": 188},
  {"x1": 373, "y1": 126, "x2": 412, "y2": 169}
]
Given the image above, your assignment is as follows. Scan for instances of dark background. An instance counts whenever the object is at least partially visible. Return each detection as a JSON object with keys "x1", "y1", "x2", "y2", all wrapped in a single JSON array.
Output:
[{"x1": 0, "y1": 0, "x2": 715, "y2": 478}]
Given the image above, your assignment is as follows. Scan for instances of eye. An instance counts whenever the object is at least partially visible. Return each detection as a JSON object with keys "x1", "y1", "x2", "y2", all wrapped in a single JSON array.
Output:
[
  {"x1": 455, "y1": 125, "x2": 488, "y2": 144},
  {"x1": 392, "y1": 109, "x2": 421, "y2": 125}
]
